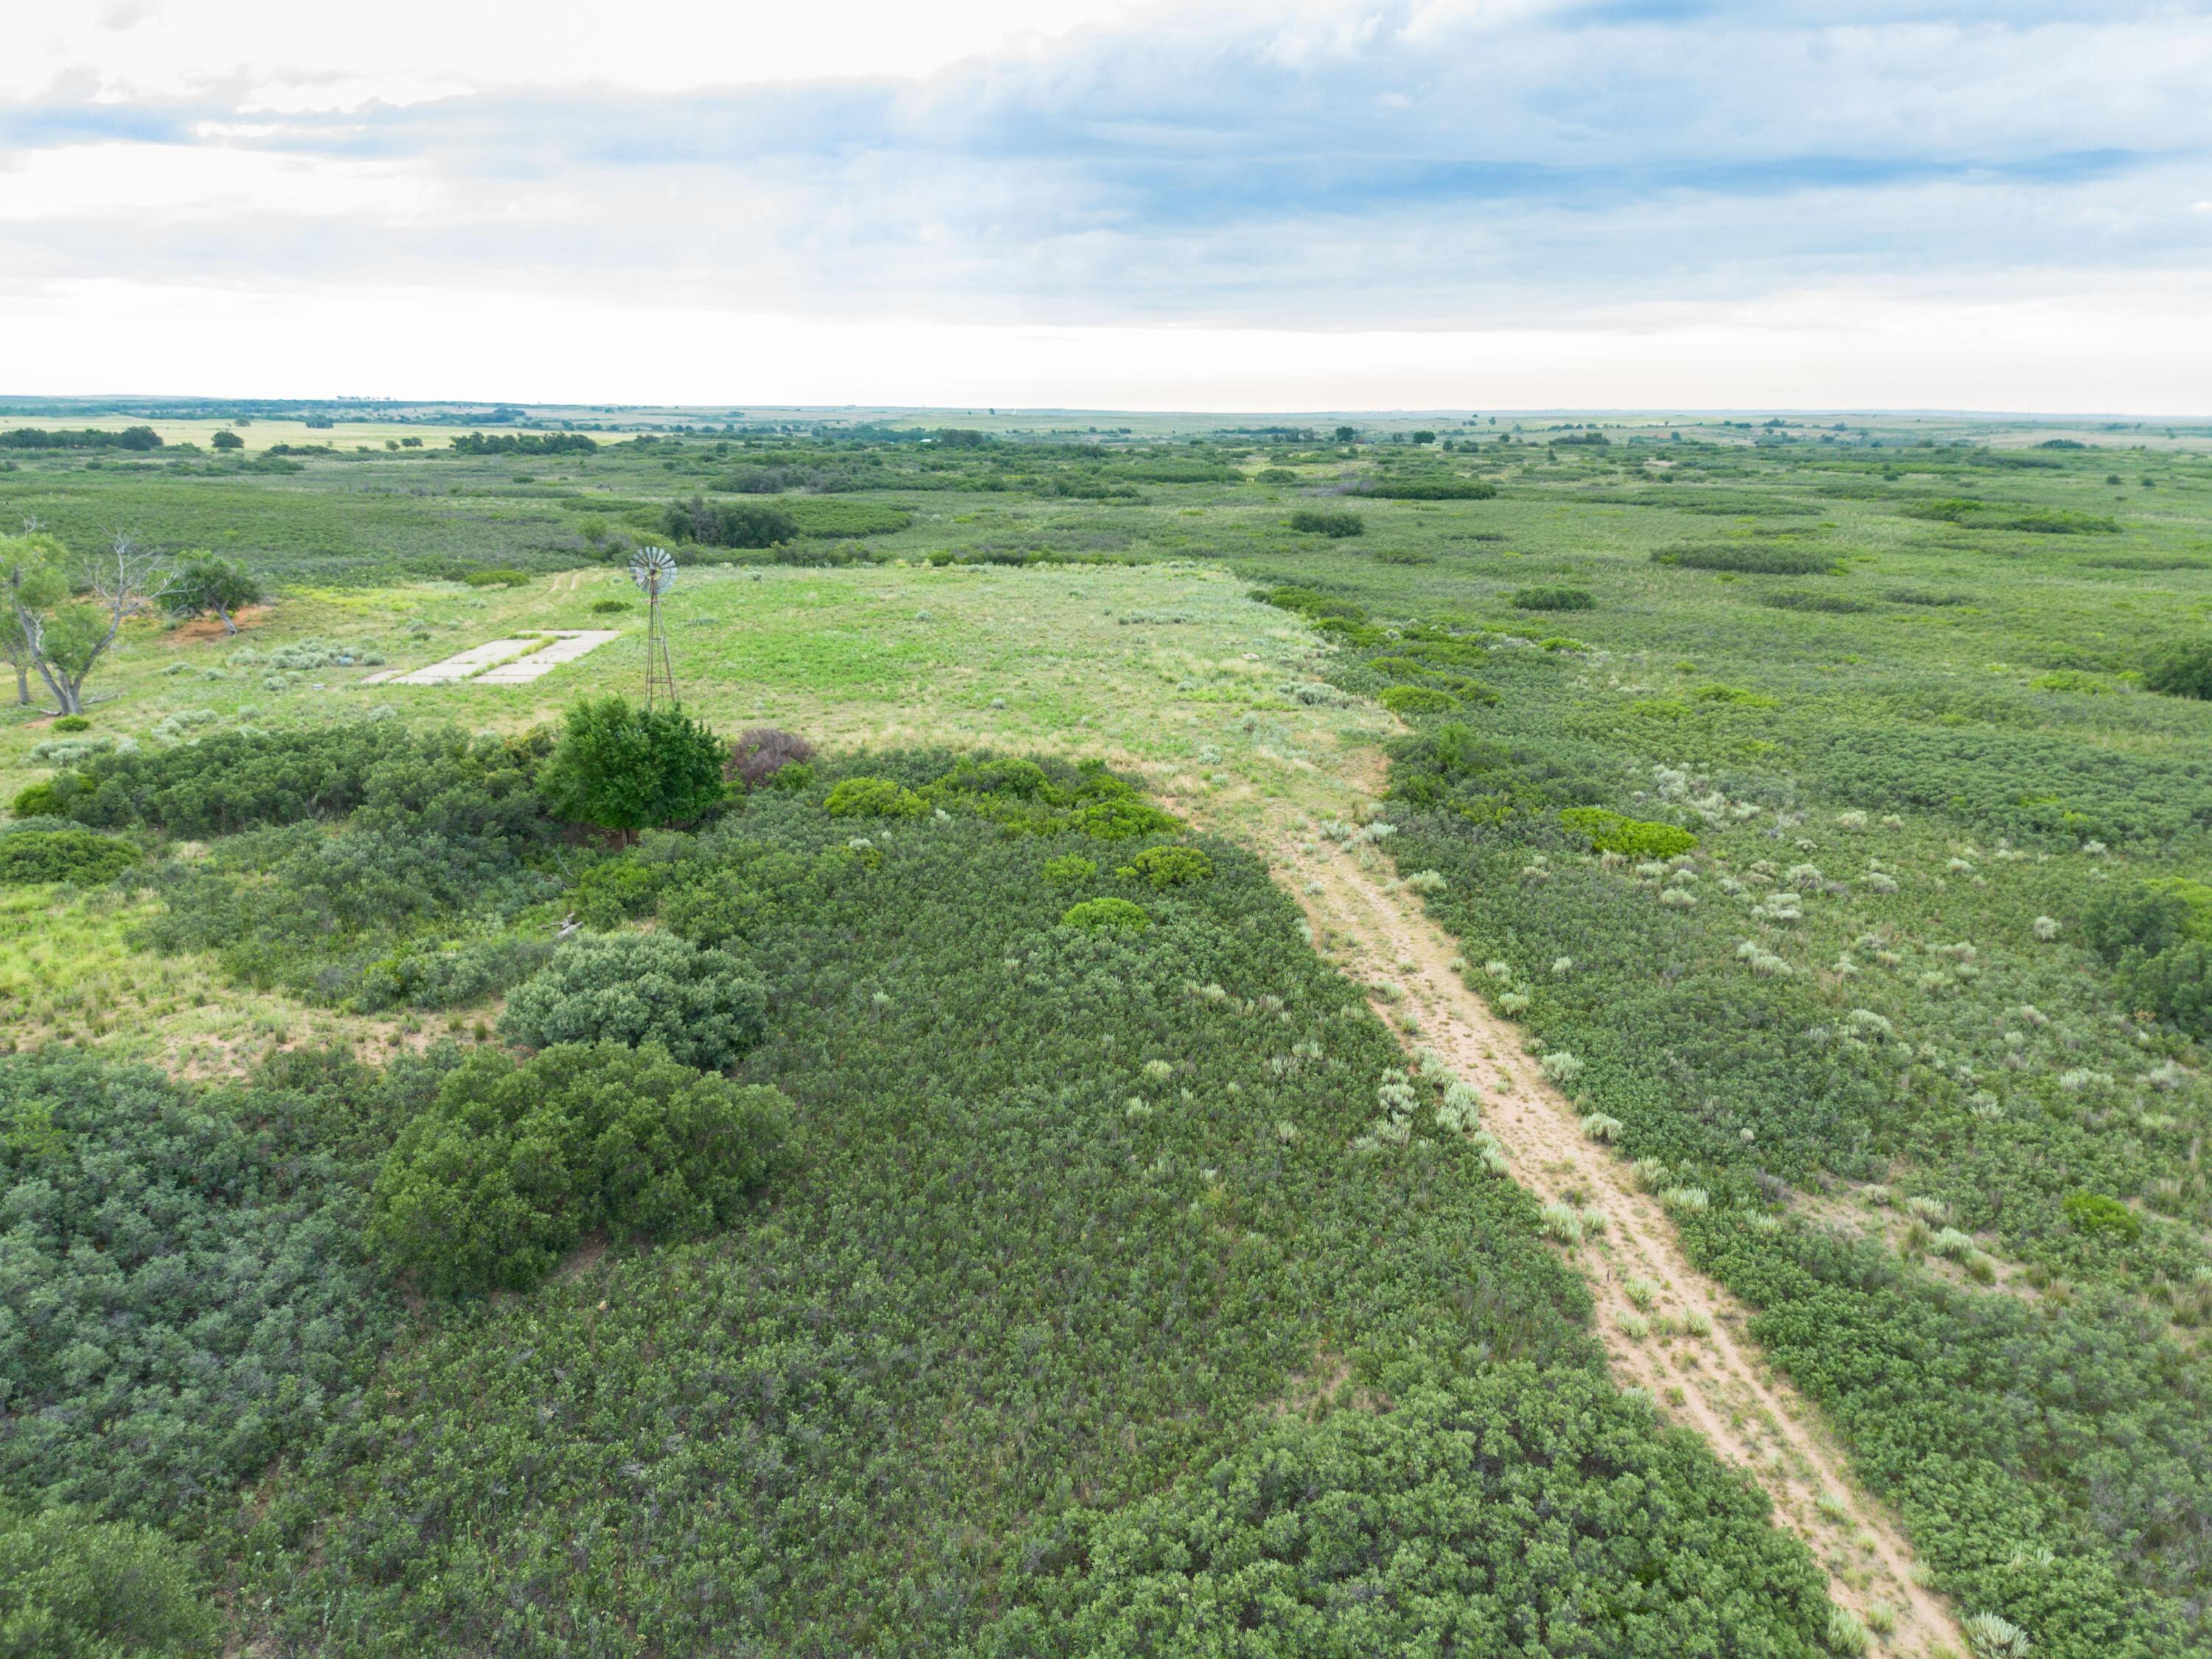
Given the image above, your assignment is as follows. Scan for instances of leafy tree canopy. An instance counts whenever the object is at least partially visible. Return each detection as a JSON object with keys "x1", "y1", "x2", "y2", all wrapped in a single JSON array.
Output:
[
  {"x1": 538, "y1": 697, "x2": 726, "y2": 836},
  {"x1": 498, "y1": 931, "x2": 768, "y2": 1069},
  {"x1": 369, "y1": 1041, "x2": 790, "y2": 1298}
]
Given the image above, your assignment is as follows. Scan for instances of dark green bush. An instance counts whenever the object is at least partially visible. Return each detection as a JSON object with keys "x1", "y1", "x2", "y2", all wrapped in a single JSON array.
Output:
[
  {"x1": 0, "y1": 830, "x2": 139, "y2": 885},
  {"x1": 2142, "y1": 639, "x2": 2212, "y2": 701},
  {"x1": 1654, "y1": 545, "x2": 1840, "y2": 575},
  {"x1": 461, "y1": 567, "x2": 530, "y2": 588},
  {"x1": 824, "y1": 776, "x2": 928, "y2": 818},
  {"x1": 369, "y1": 1041, "x2": 790, "y2": 1298},
  {"x1": 1061, "y1": 897, "x2": 1151, "y2": 930},
  {"x1": 539, "y1": 697, "x2": 726, "y2": 835},
  {"x1": 161, "y1": 555, "x2": 263, "y2": 631},
  {"x1": 1759, "y1": 591, "x2": 1871, "y2": 613},
  {"x1": 590, "y1": 597, "x2": 630, "y2": 613},
  {"x1": 11, "y1": 782, "x2": 64, "y2": 818},
  {"x1": 2081, "y1": 883, "x2": 2197, "y2": 964},
  {"x1": 498, "y1": 932, "x2": 768, "y2": 1068},
  {"x1": 50, "y1": 714, "x2": 91, "y2": 733},
  {"x1": 353, "y1": 935, "x2": 552, "y2": 1013},
  {"x1": 981, "y1": 1366, "x2": 1831, "y2": 1658},
  {"x1": 780, "y1": 498, "x2": 912, "y2": 538},
  {"x1": 1511, "y1": 586, "x2": 1596, "y2": 611},
  {"x1": 1288, "y1": 509, "x2": 1364, "y2": 538},
  {"x1": 664, "y1": 496, "x2": 799, "y2": 547},
  {"x1": 1348, "y1": 476, "x2": 1497, "y2": 499},
  {"x1": 1114, "y1": 846, "x2": 1214, "y2": 889},
  {"x1": 1379, "y1": 684, "x2": 1461, "y2": 714},
  {"x1": 0, "y1": 1049, "x2": 397, "y2": 1523},
  {"x1": 2115, "y1": 940, "x2": 2212, "y2": 1037},
  {"x1": 0, "y1": 1500, "x2": 220, "y2": 1658},
  {"x1": 38, "y1": 723, "x2": 548, "y2": 840}
]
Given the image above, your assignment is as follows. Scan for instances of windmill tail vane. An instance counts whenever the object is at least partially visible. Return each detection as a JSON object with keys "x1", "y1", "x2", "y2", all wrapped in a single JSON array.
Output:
[{"x1": 629, "y1": 546, "x2": 679, "y2": 709}]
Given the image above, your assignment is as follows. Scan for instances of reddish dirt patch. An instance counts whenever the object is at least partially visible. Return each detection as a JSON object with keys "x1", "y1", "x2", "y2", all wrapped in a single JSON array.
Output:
[{"x1": 167, "y1": 604, "x2": 274, "y2": 642}]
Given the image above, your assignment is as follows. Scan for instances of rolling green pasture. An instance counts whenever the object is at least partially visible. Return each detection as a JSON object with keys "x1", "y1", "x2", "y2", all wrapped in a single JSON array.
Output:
[{"x1": 5, "y1": 413, "x2": 2212, "y2": 1655}]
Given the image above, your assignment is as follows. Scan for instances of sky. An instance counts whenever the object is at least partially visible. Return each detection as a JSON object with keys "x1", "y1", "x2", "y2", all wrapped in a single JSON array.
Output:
[{"x1": 4, "y1": 0, "x2": 2211, "y2": 412}]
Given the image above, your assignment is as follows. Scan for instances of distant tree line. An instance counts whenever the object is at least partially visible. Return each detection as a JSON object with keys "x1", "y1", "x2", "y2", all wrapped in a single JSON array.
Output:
[
  {"x1": 448, "y1": 432, "x2": 600, "y2": 456},
  {"x1": 0, "y1": 425, "x2": 164, "y2": 451}
]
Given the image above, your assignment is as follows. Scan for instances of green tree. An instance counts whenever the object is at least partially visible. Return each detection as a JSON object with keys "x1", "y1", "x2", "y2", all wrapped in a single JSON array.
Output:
[
  {"x1": 1, "y1": 532, "x2": 170, "y2": 715},
  {"x1": 0, "y1": 532, "x2": 66, "y2": 706},
  {"x1": 161, "y1": 554, "x2": 262, "y2": 635},
  {"x1": 538, "y1": 696, "x2": 725, "y2": 839},
  {"x1": 210, "y1": 429, "x2": 244, "y2": 451},
  {"x1": 0, "y1": 1500, "x2": 219, "y2": 1658},
  {"x1": 369, "y1": 1041, "x2": 790, "y2": 1296},
  {"x1": 2143, "y1": 638, "x2": 2212, "y2": 700}
]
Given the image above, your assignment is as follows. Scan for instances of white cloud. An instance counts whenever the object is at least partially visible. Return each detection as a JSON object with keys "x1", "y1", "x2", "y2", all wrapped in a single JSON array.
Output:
[
  {"x1": 1, "y1": 0, "x2": 2208, "y2": 406},
  {"x1": 0, "y1": 142, "x2": 435, "y2": 221},
  {"x1": 3, "y1": 0, "x2": 1155, "y2": 103}
]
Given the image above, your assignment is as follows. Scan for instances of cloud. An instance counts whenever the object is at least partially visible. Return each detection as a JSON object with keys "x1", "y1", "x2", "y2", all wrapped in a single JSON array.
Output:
[{"x1": 1, "y1": 0, "x2": 2208, "y2": 403}]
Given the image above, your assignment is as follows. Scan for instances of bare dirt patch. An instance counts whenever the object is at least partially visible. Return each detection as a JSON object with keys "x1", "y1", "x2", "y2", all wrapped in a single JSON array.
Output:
[{"x1": 167, "y1": 603, "x2": 274, "y2": 642}]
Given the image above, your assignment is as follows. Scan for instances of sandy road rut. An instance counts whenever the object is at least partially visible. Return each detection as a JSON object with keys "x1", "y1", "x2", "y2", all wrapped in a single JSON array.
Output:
[{"x1": 1216, "y1": 800, "x2": 1967, "y2": 1653}]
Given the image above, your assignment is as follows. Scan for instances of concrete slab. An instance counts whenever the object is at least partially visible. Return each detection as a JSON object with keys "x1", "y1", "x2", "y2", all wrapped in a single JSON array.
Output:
[
  {"x1": 475, "y1": 630, "x2": 622, "y2": 684},
  {"x1": 380, "y1": 630, "x2": 622, "y2": 686}
]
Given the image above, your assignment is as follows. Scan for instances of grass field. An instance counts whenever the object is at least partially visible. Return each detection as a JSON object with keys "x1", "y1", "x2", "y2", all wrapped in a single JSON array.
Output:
[{"x1": 4, "y1": 411, "x2": 2210, "y2": 1656}]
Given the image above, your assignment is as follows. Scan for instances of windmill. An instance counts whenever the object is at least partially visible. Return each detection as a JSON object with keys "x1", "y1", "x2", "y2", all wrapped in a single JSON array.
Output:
[{"x1": 630, "y1": 545, "x2": 679, "y2": 709}]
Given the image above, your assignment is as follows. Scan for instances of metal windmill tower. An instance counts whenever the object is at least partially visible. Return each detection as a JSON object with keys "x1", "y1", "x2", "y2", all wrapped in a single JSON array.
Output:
[{"x1": 630, "y1": 545, "x2": 679, "y2": 709}]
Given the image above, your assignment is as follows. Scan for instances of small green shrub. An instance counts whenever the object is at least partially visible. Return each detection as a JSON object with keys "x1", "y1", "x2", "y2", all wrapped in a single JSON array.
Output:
[
  {"x1": 1511, "y1": 586, "x2": 1596, "y2": 612},
  {"x1": 2142, "y1": 639, "x2": 2212, "y2": 700},
  {"x1": 1289, "y1": 509, "x2": 1365, "y2": 538},
  {"x1": 355, "y1": 936, "x2": 552, "y2": 1013},
  {"x1": 1558, "y1": 807, "x2": 1697, "y2": 858},
  {"x1": 825, "y1": 776, "x2": 928, "y2": 818},
  {"x1": 49, "y1": 714, "x2": 91, "y2": 732},
  {"x1": 1042, "y1": 855, "x2": 1097, "y2": 884},
  {"x1": 462, "y1": 567, "x2": 532, "y2": 588},
  {"x1": 0, "y1": 1500, "x2": 220, "y2": 1658},
  {"x1": 1690, "y1": 684, "x2": 1778, "y2": 708},
  {"x1": 781, "y1": 498, "x2": 912, "y2": 538},
  {"x1": 10, "y1": 782, "x2": 65, "y2": 818},
  {"x1": 1116, "y1": 846, "x2": 1214, "y2": 889},
  {"x1": 1654, "y1": 544, "x2": 1840, "y2": 576},
  {"x1": 1379, "y1": 685, "x2": 1462, "y2": 714},
  {"x1": 589, "y1": 598, "x2": 631, "y2": 614},
  {"x1": 1348, "y1": 476, "x2": 1497, "y2": 500},
  {"x1": 1061, "y1": 897, "x2": 1152, "y2": 931},
  {"x1": 2063, "y1": 1192, "x2": 2140, "y2": 1242},
  {"x1": 369, "y1": 1041, "x2": 790, "y2": 1298},
  {"x1": 0, "y1": 830, "x2": 139, "y2": 886},
  {"x1": 498, "y1": 933, "x2": 768, "y2": 1069}
]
